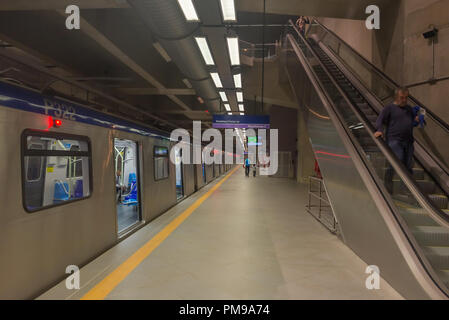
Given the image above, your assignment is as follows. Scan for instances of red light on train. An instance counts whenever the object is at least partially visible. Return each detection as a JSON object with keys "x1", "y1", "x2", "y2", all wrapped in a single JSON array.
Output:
[{"x1": 53, "y1": 119, "x2": 62, "y2": 128}]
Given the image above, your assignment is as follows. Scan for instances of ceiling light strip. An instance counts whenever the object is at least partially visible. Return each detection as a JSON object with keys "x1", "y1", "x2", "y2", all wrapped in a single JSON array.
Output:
[
  {"x1": 227, "y1": 37, "x2": 240, "y2": 66},
  {"x1": 195, "y1": 37, "x2": 215, "y2": 65},
  {"x1": 219, "y1": 0, "x2": 237, "y2": 22},
  {"x1": 177, "y1": 0, "x2": 200, "y2": 21},
  {"x1": 219, "y1": 91, "x2": 228, "y2": 102},
  {"x1": 236, "y1": 91, "x2": 243, "y2": 102},
  {"x1": 233, "y1": 74, "x2": 242, "y2": 88},
  {"x1": 210, "y1": 72, "x2": 223, "y2": 88}
]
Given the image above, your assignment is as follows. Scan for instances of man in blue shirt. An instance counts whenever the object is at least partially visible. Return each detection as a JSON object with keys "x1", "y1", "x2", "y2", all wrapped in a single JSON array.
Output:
[
  {"x1": 374, "y1": 87, "x2": 419, "y2": 191},
  {"x1": 374, "y1": 87, "x2": 419, "y2": 172},
  {"x1": 244, "y1": 157, "x2": 251, "y2": 177}
]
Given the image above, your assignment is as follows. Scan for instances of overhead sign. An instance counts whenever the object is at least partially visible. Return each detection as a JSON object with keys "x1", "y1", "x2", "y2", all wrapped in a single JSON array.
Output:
[
  {"x1": 212, "y1": 115, "x2": 270, "y2": 129},
  {"x1": 248, "y1": 136, "x2": 263, "y2": 146}
]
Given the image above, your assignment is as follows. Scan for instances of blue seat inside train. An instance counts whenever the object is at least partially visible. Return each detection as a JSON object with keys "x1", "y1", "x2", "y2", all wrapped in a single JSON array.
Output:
[
  {"x1": 123, "y1": 173, "x2": 138, "y2": 205},
  {"x1": 74, "y1": 180, "x2": 83, "y2": 199},
  {"x1": 54, "y1": 181, "x2": 70, "y2": 203}
]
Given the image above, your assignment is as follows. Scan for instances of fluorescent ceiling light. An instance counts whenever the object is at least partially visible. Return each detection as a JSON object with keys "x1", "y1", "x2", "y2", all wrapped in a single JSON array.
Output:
[
  {"x1": 195, "y1": 37, "x2": 215, "y2": 65},
  {"x1": 236, "y1": 92, "x2": 243, "y2": 102},
  {"x1": 238, "y1": 104, "x2": 244, "y2": 111},
  {"x1": 228, "y1": 112, "x2": 233, "y2": 115},
  {"x1": 233, "y1": 74, "x2": 242, "y2": 88},
  {"x1": 227, "y1": 37, "x2": 240, "y2": 66},
  {"x1": 219, "y1": 91, "x2": 228, "y2": 102},
  {"x1": 210, "y1": 72, "x2": 223, "y2": 88},
  {"x1": 153, "y1": 42, "x2": 171, "y2": 62},
  {"x1": 224, "y1": 104, "x2": 231, "y2": 111},
  {"x1": 177, "y1": 0, "x2": 199, "y2": 21},
  {"x1": 219, "y1": 0, "x2": 236, "y2": 22},
  {"x1": 240, "y1": 112, "x2": 244, "y2": 115}
]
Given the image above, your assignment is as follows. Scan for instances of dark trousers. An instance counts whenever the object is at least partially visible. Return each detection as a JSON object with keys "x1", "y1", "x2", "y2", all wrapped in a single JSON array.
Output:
[
  {"x1": 245, "y1": 165, "x2": 250, "y2": 176},
  {"x1": 385, "y1": 139, "x2": 414, "y2": 193}
]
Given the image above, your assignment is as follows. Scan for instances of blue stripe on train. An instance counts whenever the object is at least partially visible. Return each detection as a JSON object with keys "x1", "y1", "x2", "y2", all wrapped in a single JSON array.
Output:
[{"x1": 0, "y1": 81, "x2": 171, "y2": 140}]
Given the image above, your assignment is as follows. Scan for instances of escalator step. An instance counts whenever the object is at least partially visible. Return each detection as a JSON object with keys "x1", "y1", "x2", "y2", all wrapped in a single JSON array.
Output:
[
  {"x1": 393, "y1": 179, "x2": 408, "y2": 194},
  {"x1": 366, "y1": 115, "x2": 378, "y2": 123},
  {"x1": 363, "y1": 109, "x2": 377, "y2": 117},
  {"x1": 412, "y1": 226, "x2": 449, "y2": 246},
  {"x1": 359, "y1": 137, "x2": 377, "y2": 147},
  {"x1": 416, "y1": 180, "x2": 436, "y2": 195},
  {"x1": 423, "y1": 246, "x2": 449, "y2": 270},
  {"x1": 428, "y1": 194, "x2": 449, "y2": 210},
  {"x1": 400, "y1": 208, "x2": 439, "y2": 226},
  {"x1": 393, "y1": 194, "x2": 419, "y2": 206},
  {"x1": 412, "y1": 168, "x2": 425, "y2": 180}
]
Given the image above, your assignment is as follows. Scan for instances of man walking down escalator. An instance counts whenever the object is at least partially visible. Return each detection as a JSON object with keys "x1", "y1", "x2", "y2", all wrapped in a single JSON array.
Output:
[{"x1": 374, "y1": 87, "x2": 420, "y2": 192}]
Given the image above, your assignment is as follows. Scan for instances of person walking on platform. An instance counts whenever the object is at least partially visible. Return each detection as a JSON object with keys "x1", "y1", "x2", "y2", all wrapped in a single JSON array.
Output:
[
  {"x1": 244, "y1": 157, "x2": 251, "y2": 177},
  {"x1": 252, "y1": 164, "x2": 257, "y2": 177},
  {"x1": 374, "y1": 87, "x2": 421, "y2": 192}
]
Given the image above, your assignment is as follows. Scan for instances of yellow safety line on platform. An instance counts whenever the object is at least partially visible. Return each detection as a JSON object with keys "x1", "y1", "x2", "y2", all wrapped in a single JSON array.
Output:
[{"x1": 81, "y1": 166, "x2": 240, "y2": 300}]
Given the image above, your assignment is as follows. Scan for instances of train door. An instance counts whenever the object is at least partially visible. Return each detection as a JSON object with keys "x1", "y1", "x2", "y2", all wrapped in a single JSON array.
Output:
[
  {"x1": 175, "y1": 147, "x2": 184, "y2": 200},
  {"x1": 114, "y1": 139, "x2": 141, "y2": 234}
]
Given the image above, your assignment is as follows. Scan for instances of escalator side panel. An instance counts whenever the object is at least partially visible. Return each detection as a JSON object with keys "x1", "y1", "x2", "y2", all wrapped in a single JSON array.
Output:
[{"x1": 284, "y1": 36, "x2": 433, "y2": 299}]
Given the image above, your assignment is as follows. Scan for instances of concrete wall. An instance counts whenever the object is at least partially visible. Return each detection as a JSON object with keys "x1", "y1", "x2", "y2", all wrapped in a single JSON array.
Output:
[
  {"x1": 318, "y1": 17, "x2": 374, "y2": 62},
  {"x1": 318, "y1": 0, "x2": 449, "y2": 123},
  {"x1": 269, "y1": 105, "x2": 298, "y2": 179},
  {"x1": 402, "y1": 0, "x2": 449, "y2": 123}
]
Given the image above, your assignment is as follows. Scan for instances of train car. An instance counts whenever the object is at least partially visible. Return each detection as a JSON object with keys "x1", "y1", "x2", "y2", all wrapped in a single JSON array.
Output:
[{"x1": 0, "y1": 80, "x2": 233, "y2": 299}]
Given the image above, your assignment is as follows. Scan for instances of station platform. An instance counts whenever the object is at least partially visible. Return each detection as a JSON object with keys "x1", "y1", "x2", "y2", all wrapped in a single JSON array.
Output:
[{"x1": 39, "y1": 167, "x2": 402, "y2": 300}]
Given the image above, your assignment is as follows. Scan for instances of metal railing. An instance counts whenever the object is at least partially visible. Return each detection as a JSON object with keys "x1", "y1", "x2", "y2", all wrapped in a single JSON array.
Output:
[{"x1": 306, "y1": 176, "x2": 339, "y2": 234}]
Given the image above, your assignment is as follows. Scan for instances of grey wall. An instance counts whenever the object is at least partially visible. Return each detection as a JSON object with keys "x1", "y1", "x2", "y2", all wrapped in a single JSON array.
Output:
[
  {"x1": 269, "y1": 105, "x2": 298, "y2": 179},
  {"x1": 319, "y1": 0, "x2": 449, "y2": 123}
]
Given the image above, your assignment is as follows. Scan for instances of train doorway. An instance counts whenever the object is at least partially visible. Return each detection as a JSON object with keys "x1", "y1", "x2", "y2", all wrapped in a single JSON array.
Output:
[
  {"x1": 114, "y1": 139, "x2": 141, "y2": 234},
  {"x1": 174, "y1": 147, "x2": 184, "y2": 200}
]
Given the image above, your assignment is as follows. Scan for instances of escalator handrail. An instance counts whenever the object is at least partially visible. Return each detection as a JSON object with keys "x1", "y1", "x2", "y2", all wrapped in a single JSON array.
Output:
[
  {"x1": 311, "y1": 18, "x2": 449, "y2": 134},
  {"x1": 288, "y1": 20, "x2": 449, "y2": 230},
  {"x1": 285, "y1": 29, "x2": 449, "y2": 298}
]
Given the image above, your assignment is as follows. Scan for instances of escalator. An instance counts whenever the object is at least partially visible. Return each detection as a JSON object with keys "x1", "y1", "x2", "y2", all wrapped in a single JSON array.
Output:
[{"x1": 283, "y1": 20, "x2": 449, "y2": 299}]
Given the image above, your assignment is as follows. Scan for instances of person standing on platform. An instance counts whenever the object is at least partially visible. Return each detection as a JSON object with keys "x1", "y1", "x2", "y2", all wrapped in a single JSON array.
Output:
[{"x1": 244, "y1": 157, "x2": 251, "y2": 177}]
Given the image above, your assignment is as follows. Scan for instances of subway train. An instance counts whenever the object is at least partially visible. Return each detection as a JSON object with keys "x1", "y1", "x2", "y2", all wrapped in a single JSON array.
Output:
[{"x1": 0, "y1": 80, "x2": 235, "y2": 299}]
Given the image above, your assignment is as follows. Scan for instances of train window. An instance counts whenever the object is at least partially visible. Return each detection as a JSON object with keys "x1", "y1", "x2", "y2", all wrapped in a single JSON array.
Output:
[
  {"x1": 21, "y1": 130, "x2": 92, "y2": 213},
  {"x1": 154, "y1": 146, "x2": 169, "y2": 181}
]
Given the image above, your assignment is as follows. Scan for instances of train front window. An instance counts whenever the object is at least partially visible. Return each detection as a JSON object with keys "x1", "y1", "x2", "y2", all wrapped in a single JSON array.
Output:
[{"x1": 22, "y1": 130, "x2": 92, "y2": 213}]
